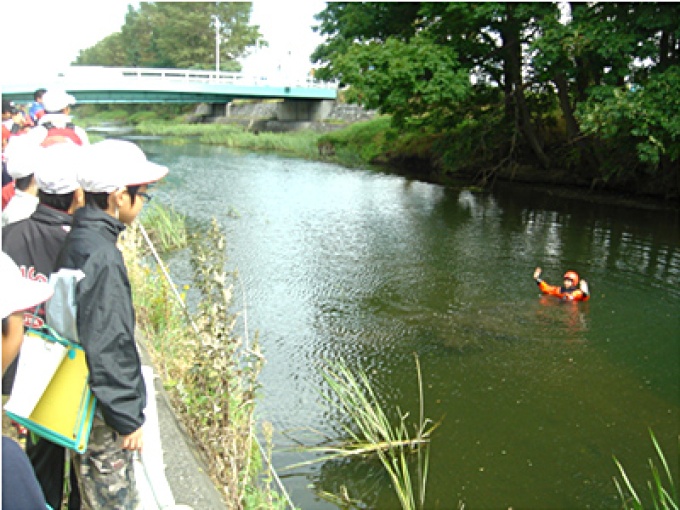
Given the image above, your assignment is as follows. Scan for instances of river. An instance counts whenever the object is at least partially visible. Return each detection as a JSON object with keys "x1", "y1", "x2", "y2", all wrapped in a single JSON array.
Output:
[{"x1": 135, "y1": 139, "x2": 678, "y2": 509}]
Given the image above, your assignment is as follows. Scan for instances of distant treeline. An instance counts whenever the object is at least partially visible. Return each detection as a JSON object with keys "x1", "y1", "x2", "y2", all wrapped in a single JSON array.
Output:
[{"x1": 74, "y1": 3, "x2": 261, "y2": 72}]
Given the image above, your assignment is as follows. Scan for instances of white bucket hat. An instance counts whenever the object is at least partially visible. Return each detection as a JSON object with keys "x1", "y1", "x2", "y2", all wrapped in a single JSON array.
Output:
[
  {"x1": 78, "y1": 140, "x2": 168, "y2": 193},
  {"x1": 0, "y1": 252, "x2": 54, "y2": 320},
  {"x1": 4, "y1": 135, "x2": 41, "y2": 179},
  {"x1": 34, "y1": 144, "x2": 84, "y2": 194},
  {"x1": 42, "y1": 89, "x2": 77, "y2": 113}
]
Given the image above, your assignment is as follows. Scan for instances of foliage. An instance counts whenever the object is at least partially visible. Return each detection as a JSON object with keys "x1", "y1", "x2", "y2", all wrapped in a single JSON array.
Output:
[
  {"x1": 287, "y1": 355, "x2": 441, "y2": 510},
  {"x1": 181, "y1": 218, "x2": 266, "y2": 506},
  {"x1": 136, "y1": 121, "x2": 321, "y2": 158},
  {"x1": 75, "y1": 3, "x2": 263, "y2": 71},
  {"x1": 311, "y1": 2, "x2": 680, "y2": 196},
  {"x1": 577, "y1": 67, "x2": 680, "y2": 166},
  {"x1": 613, "y1": 430, "x2": 679, "y2": 510},
  {"x1": 90, "y1": 109, "x2": 130, "y2": 122},
  {"x1": 139, "y1": 202, "x2": 187, "y2": 252},
  {"x1": 329, "y1": 36, "x2": 472, "y2": 130},
  {"x1": 128, "y1": 111, "x2": 161, "y2": 125},
  {"x1": 318, "y1": 116, "x2": 397, "y2": 166}
]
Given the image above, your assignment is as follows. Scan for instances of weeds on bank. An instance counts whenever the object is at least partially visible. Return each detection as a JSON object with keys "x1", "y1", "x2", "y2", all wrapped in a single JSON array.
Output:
[
  {"x1": 122, "y1": 209, "x2": 287, "y2": 509},
  {"x1": 139, "y1": 202, "x2": 187, "y2": 251},
  {"x1": 289, "y1": 354, "x2": 441, "y2": 510},
  {"x1": 136, "y1": 121, "x2": 320, "y2": 158},
  {"x1": 182, "y1": 218, "x2": 267, "y2": 506},
  {"x1": 613, "y1": 430, "x2": 679, "y2": 510}
]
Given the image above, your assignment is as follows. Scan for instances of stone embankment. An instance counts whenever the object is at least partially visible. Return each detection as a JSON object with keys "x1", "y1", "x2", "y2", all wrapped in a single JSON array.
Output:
[{"x1": 191, "y1": 101, "x2": 376, "y2": 133}]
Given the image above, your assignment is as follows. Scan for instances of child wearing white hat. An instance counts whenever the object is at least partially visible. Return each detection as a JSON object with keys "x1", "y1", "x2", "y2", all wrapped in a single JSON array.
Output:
[
  {"x1": 27, "y1": 89, "x2": 90, "y2": 148},
  {"x1": 2, "y1": 136, "x2": 40, "y2": 227},
  {"x1": 2, "y1": 141, "x2": 86, "y2": 510},
  {"x1": 1, "y1": 252, "x2": 53, "y2": 510},
  {"x1": 55, "y1": 139, "x2": 167, "y2": 509}
]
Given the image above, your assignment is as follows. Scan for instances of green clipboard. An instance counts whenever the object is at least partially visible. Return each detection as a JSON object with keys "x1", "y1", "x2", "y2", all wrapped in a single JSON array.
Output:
[{"x1": 4, "y1": 328, "x2": 96, "y2": 454}]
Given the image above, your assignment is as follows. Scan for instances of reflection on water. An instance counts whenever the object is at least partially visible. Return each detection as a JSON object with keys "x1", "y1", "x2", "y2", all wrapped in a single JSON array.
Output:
[{"x1": 140, "y1": 141, "x2": 679, "y2": 509}]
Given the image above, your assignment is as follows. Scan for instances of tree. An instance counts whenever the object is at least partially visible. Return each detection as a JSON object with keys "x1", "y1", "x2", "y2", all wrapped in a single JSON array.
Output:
[
  {"x1": 312, "y1": 2, "x2": 679, "y2": 195},
  {"x1": 532, "y1": 3, "x2": 680, "y2": 184},
  {"x1": 75, "y1": 2, "x2": 263, "y2": 71},
  {"x1": 311, "y1": 2, "x2": 422, "y2": 83},
  {"x1": 313, "y1": 2, "x2": 556, "y2": 168}
]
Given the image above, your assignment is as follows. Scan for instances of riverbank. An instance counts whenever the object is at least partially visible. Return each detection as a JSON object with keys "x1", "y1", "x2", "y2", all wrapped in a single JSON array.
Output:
[
  {"x1": 79, "y1": 101, "x2": 678, "y2": 210},
  {"x1": 131, "y1": 118, "x2": 680, "y2": 211}
]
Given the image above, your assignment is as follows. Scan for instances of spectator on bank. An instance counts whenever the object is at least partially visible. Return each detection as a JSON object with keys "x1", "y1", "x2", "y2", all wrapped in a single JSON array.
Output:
[
  {"x1": 2, "y1": 161, "x2": 15, "y2": 210},
  {"x1": 2, "y1": 142, "x2": 86, "y2": 509},
  {"x1": 1, "y1": 251, "x2": 53, "y2": 510},
  {"x1": 55, "y1": 139, "x2": 168, "y2": 508},
  {"x1": 28, "y1": 88, "x2": 47, "y2": 124},
  {"x1": 27, "y1": 89, "x2": 89, "y2": 147},
  {"x1": 2, "y1": 136, "x2": 40, "y2": 227},
  {"x1": 2, "y1": 99, "x2": 30, "y2": 146}
]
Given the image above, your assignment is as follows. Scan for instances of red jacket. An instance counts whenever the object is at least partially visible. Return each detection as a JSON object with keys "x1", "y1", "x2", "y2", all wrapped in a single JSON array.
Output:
[
  {"x1": 2, "y1": 181, "x2": 15, "y2": 210},
  {"x1": 40, "y1": 123, "x2": 83, "y2": 147}
]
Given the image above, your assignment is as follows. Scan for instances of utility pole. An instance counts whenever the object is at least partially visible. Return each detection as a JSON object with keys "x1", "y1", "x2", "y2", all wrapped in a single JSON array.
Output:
[{"x1": 211, "y1": 15, "x2": 221, "y2": 75}]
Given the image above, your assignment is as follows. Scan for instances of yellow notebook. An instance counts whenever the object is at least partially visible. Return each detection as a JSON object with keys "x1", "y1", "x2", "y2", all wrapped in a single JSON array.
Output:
[{"x1": 4, "y1": 329, "x2": 96, "y2": 454}]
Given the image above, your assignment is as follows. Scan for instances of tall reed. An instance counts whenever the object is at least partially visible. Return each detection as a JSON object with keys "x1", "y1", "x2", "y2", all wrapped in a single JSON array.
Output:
[
  {"x1": 139, "y1": 202, "x2": 187, "y2": 252},
  {"x1": 613, "y1": 430, "x2": 678, "y2": 510},
  {"x1": 289, "y1": 354, "x2": 441, "y2": 509}
]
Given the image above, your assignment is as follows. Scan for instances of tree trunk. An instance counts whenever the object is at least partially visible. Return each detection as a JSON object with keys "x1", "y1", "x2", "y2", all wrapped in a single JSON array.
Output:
[
  {"x1": 502, "y1": 8, "x2": 550, "y2": 169},
  {"x1": 554, "y1": 73, "x2": 580, "y2": 141},
  {"x1": 553, "y1": 73, "x2": 601, "y2": 172}
]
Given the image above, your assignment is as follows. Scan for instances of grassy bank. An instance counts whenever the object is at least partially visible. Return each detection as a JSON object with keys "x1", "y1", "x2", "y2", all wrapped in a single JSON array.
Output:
[
  {"x1": 136, "y1": 121, "x2": 322, "y2": 159},
  {"x1": 123, "y1": 206, "x2": 290, "y2": 509}
]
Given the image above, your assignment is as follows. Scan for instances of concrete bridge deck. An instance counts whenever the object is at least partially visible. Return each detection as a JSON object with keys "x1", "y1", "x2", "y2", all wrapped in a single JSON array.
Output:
[{"x1": 2, "y1": 66, "x2": 338, "y2": 104}]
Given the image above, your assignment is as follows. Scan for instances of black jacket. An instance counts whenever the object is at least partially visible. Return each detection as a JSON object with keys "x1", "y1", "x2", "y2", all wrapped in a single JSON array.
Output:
[
  {"x1": 3, "y1": 204, "x2": 72, "y2": 283},
  {"x1": 2, "y1": 204, "x2": 73, "y2": 393},
  {"x1": 56, "y1": 205, "x2": 146, "y2": 435}
]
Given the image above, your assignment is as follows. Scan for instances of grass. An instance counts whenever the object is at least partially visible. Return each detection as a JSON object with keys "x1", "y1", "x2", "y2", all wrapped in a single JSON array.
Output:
[
  {"x1": 121, "y1": 206, "x2": 291, "y2": 509},
  {"x1": 288, "y1": 354, "x2": 441, "y2": 510},
  {"x1": 139, "y1": 202, "x2": 187, "y2": 253},
  {"x1": 613, "y1": 430, "x2": 679, "y2": 510},
  {"x1": 135, "y1": 121, "x2": 322, "y2": 159}
]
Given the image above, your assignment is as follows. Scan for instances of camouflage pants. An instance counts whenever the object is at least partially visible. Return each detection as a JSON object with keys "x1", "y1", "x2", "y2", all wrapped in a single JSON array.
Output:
[{"x1": 71, "y1": 417, "x2": 141, "y2": 510}]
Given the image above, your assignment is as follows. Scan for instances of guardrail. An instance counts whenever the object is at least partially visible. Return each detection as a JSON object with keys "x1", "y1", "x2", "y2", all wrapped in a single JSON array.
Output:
[{"x1": 56, "y1": 66, "x2": 338, "y2": 90}]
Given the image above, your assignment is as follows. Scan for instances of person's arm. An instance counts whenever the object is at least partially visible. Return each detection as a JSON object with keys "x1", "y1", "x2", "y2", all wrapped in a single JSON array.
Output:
[
  {"x1": 575, "y1": 279, "x2": 590, "y2": 301},
  {"x1": 76, "y1": 252, "x2": 146, "y2": 436},
  {"x1": 122, "y1": 427, "x2": 144, "y2": 451},
  {"x1": 533, "y1": 267, "x2": 562, "y2": 296},
  {"x1": 533, "y1": 267, "x2": 542, "y2": 283}
]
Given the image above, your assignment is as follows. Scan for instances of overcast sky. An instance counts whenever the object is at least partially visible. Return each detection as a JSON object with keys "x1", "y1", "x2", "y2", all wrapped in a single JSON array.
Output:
[{"x1": 1, "y1": 0, "x2": 327, "y2": 82}]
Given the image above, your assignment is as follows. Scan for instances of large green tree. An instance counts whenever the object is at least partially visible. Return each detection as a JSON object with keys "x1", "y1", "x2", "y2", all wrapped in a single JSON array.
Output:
[
  {"x1": 313, "y1": 2, "x2": 557, "y2": 169},
  {"x1": 312, "y1": 2, "x2": 679, "y2": 194},
  {"x1": 75, "y1": 2, "x2": 263, "y2": 71}
]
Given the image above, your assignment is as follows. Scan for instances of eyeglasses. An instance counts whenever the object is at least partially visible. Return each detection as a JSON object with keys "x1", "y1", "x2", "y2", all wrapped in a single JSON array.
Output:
[{"x1": 138, "y1": 192, "x2": 152, "y2": 203}]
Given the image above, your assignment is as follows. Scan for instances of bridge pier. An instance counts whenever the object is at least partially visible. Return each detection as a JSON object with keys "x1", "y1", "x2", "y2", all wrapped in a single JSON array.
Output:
[
  {"x1": 201, "y1": 102, "x2": 229, "y2": 118},
  {"x1": 202, "y1": 99, "x2": 336, "y2": 124},
  {"x1": 276, "y1": 99, "x2": 334, "y2": 121}
]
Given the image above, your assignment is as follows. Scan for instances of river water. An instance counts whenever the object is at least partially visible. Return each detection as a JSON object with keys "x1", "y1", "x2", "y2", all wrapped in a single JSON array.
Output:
[{"x1": 136, "y1": 140, "x2": 678, "y2": 509}]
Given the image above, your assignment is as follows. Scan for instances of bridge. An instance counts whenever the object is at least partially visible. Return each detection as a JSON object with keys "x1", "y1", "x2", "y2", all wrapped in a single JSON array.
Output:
[{"x1": 2, "y1": 66, "x2": 339, "y2": 121}]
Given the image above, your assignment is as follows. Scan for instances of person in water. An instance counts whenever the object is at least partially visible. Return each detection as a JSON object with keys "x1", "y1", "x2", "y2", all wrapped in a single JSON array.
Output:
[{"x1": 533, "y1": 267, "x2": 590, "y2": 302}]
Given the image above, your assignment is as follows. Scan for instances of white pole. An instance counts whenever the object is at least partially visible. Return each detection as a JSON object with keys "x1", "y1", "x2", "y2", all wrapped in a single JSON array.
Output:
[{"x1": 212, "y1": 15, "x2": 221, "y2": 76}]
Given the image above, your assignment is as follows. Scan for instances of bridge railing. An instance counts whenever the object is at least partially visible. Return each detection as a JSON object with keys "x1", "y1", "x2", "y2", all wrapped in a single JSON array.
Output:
[{"x1": 57, "y1": 66, "x2": 338, "y2": 90}]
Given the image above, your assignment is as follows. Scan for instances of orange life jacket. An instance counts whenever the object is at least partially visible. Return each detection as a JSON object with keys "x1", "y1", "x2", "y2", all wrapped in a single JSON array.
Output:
[{"x1": 537, "y1": 281, "x2": 589, "y2": 302}]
